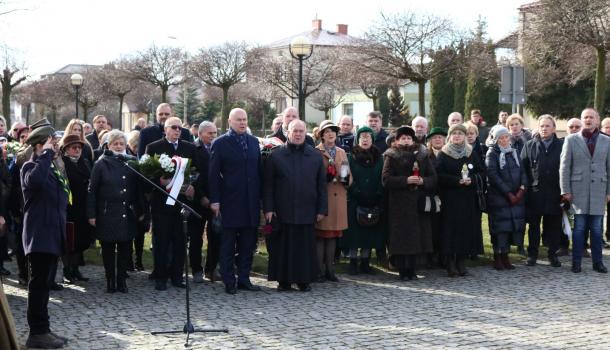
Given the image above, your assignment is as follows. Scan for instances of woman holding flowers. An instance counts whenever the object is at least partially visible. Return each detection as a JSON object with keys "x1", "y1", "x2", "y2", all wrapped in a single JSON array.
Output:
[
  {"x1": 87, "y1": 130, "x2": 142, "y2": 293},
  {"x1": 315, "y1": 121, "x2": 350, "y2": 282}
]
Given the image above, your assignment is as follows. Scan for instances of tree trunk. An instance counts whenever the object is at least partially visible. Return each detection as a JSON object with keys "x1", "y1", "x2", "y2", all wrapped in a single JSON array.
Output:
[
  {"x1": 594, "y1": 47, "x2": 606, "y2": 114},
  {"x1": 118, "y1": 94, "x2": 125, "y2": 131},
  {"x1": 1, "y1": 87, "x2": 10, "y2": 124},
  {"x1": 418, "y1": 80, "x2": 426, "y2": 117},
  {"x1": 82, "y1": 104, "x2": 89, "y2": 123},
  {"x1": 221, "y1": 87, "x2": 230, "y2": 133},
  {"x1": 372, "y1": 96, "x2": 379, "y2": 111},
  {"x1": 161, "y1": 86, "x2": 168, "y2": 103}
]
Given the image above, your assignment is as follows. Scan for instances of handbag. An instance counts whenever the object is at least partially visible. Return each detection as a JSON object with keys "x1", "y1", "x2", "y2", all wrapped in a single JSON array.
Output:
[
  {"x1": 473, "y1": 173, "x2": 487, "y2": 212},
  {"x1": 356, "y1": 206, "x2": 382, "y2": 227}
]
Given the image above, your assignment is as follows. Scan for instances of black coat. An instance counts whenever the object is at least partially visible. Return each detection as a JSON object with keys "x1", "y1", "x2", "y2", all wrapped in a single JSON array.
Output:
[
  {"x1": 436, "y1": 148, "x2": 485, "y2": 255},
  {"x1": 485, "y1": 145, "x2": 527, "y2": 236},
  {"x1": 270, "y1": 127, "x2": 315, "y2": 147},
  {"x1": 63, "y1": 156, "x2": 93, "y2": 251},
  {"x1": 263, "y1": 143, "x2": 327, "y2": 224},
  {"x1": 521, "y1": 134, "x2": 563, "y2": 216},
  {"x1": 336, "y1": 133, "x2": 355, "y2": 154},
  {"x1": 138, "y1": 124, "x2": 193, "y2": 158},
  {"x1": 87, "y1": 155, "x2": 142, "y2": 242},
  {"x1": 21, "y1": 149, "x2": 68, "y2": 256},
  {"x1": 145, "y1": 138, "x2": 206, "y2": 215},
  {"x1": 86, "y1": 130, "x2": 100, "y2": 150},
  {"x1": 374, "y1": 129, "x2": 389, "y2": 154}
]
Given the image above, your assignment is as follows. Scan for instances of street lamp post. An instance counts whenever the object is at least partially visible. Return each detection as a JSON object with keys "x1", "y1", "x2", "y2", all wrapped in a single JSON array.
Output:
[
  {"x1": 70, "y1": 73, "x2": 83, "y2": 119},
  {"x1": 289, "y1": 36, "x2": 313, "y2": 123}
]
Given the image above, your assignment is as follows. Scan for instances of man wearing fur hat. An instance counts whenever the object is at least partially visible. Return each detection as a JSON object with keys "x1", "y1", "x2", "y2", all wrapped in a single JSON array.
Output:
[{"x1": 21, "y1": 118, "x2": 70, "y2": 348}]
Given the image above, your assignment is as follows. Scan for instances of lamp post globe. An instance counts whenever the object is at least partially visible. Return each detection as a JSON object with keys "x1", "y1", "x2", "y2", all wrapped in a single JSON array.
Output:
[
  {"x1": 71, "y1": 73, "x2": 83, "y2": 119},
  {"x1": 289, "y1": 36, "x2": 313, "y2": 123}
]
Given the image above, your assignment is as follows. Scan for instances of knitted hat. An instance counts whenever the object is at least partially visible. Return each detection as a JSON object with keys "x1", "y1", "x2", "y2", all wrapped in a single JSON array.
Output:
[
  {"x1": 447, "y1": 123, "x2": 467, "y2": 136},
  {"x1": 356, "y1": 126, "x2": 375, "y2": 144},
  {"x1": 60, "y1": 134, "x2": 85, "y2": 151},
  {"x1": 25, "y1": 118, "x2": 55, "y2": 146},
  {"x1": 395, "y1": 125, "x2": 415, "y2": 140},
  {"x1": 426, "y1": 126, "x2": 447, "y2": 141},
  {"x1": 491, "y1": 126, "x2": 510, "y2": 144}
]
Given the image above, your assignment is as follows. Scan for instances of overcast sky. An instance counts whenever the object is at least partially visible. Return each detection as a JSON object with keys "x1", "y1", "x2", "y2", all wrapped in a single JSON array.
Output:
[{"x1": 1, "y1": 0, "x2": 531, "y2": 78}]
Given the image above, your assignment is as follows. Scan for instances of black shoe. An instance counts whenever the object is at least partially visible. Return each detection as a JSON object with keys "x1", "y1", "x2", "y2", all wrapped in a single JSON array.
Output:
[
  {"x1": 406, "y1": 269, "x2": 418, "y2": 280},
  {"x1": 135, "y1": 261, "x2": 144, "y2": 271},
  {"x1": 297, "y1": 283, "x2": 311, "y2": 292},
  {"x1": 0, "y1": 266, "x2": 10, "y2": 276},
  {"x1": 348, "y1": 259, "x2": 358, "y2": 275},
  {"x1": 526, "y1": 257, "x2": 537, "y2": 266},
  {"x1": 549, "y1": 256, "x2": 561, "y2": 268},
  {"x1": 593, "y1": 262, "x2": 608, "y2": 273},
  {"x1": 571, "y1": 265, "x2": 582, "y2": 273},
  {"x1": 155, "y1": 280, "x2": 167, "y2": 291},
  {"x1": 106, "y1": 278, "x2": 116, "y2": 293},
  {"x1": 225, "y1": 284, "x2": 237, "y2": 295},
  {"x1": 62, "y1": 269, "x2": 75, "y2": 284},
  {"x1": 26, "y1": 332, "x2": 64, "y2": 349},
  {"x1": 325, "y1": 271, "x2": 339, "y2": 282},
  {"x1": 237, "y1": 283, "x2": 261, "y2": 291},
  {"x1": 49, "y1": 283, "x2": 64, "y2": 291},
  {"x1": 277, "y1": 283, "x2": 295, "y2": 292},
  {"x1": 117, "y1": 278, "x2": 128, "y2": 293},
  {"x1": 172, "y1": 280, "x2": 187, "y2": 288},
  {"x1": 316, "y1": 274, "x2": 326, "y2": 283},
  {"x1": 49, "y1": 331, "x2": 69, "y2": 344},
  {"x1": 73, "y1": 268, "x2": 89, "y2": 282},
  {"x1": 359, "y1": 258, "x2": 376, "y2": 275}
]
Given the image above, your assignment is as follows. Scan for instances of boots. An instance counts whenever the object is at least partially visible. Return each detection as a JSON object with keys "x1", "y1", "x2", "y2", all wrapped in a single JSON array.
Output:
[
  {"x1": 493, "y1": 254, "x2": 504, "y2": 270},
  {"x1": 63, "y1": 267, "x2": 75, "y2": 284},
  {"x1": 501, "y1": 253, "x2": 515, "y2": 270},
  {"x1": 360, "y1": 258, "x2": 375, "y2": 275},
  {"x1": 456, "y1": 257, "x2": 468, "y2": 276},
  {"x1": 446, "y1": 255, "x2": 458, "y2": 277},
  {"x1": 406, "y1": 268, "x2": 417, "y2": 280},
  {"x1": 73, "y1": 266, "x2": 89, "y2": 281},
  {"x1": 135, "y1": 256, "x2": 144, "y2": 271},
  {"x1": 106, "y1": 276, "x2": 116, "y2": 293},
  {"x1": 348, "y1": 258, "x2": 358, "y2": 275},
  {"x1": 117, "y1": 276, "x2": 128, "y2": 293}
]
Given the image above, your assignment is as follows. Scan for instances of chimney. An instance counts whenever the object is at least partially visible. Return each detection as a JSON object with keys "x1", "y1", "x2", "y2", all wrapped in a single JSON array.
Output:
[
  {"x1": 336, "y1": 24, "x2": 348, "y2": 35},
  {"x1": 312, "y1": 19, "x2": 322, "y2": 30}
]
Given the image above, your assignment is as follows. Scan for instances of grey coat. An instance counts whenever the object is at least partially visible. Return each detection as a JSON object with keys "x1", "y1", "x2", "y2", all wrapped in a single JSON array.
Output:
[{"x1": 560, "y1": 131, "x2": 610, "y2": 215}]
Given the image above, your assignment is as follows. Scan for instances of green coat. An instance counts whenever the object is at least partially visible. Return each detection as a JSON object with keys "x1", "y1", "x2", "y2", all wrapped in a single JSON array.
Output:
[{"x1": 341, "y1": 149, "x2": 386, "y2": 249}]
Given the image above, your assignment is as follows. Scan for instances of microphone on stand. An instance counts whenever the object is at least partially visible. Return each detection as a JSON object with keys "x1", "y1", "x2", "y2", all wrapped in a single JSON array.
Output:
[{"x1": 103, "y1": 149, "x2": 136, "y2": 162}]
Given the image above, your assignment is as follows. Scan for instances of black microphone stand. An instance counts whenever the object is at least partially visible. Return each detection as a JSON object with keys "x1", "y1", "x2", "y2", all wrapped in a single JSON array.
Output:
[{"x1": 121, "y1": 159, "x2": 228, "y2": 347}]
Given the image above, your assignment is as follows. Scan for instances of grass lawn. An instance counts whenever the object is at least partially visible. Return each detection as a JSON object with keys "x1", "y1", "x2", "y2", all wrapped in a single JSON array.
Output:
[{"x1": 83, "y1": 213, "x2": 542, "y2": 275}]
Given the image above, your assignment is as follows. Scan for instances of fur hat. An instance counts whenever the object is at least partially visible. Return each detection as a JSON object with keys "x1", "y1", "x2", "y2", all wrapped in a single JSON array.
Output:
[
  {"x1": 60, "y1": 134, "x2": 85, "y2": 151},
  {"x1": 395, "y1": 125, "x2": 415, "y2": 140}
]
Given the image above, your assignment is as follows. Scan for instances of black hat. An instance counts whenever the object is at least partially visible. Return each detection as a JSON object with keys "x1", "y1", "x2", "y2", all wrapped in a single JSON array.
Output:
[{"x1": 395, "y1": 125, "x2": 415, "y2": 140}]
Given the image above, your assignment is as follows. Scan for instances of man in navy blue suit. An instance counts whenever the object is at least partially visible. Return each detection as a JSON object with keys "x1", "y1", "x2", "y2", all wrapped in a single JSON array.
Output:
[
  {"x1": 137, "y1": 103, "x2": 192, "y2": 158},
  {"x1": 209, "y1": 108, "x2": 262, "y2": 294}
]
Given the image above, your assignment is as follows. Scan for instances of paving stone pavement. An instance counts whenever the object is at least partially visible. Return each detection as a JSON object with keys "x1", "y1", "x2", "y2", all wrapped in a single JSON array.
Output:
[{"x1": 3, "y1": 255, "x2": 610, "y2": 349}]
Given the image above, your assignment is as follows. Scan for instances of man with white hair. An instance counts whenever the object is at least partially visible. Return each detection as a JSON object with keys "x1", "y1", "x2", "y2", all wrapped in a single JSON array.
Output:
[
  {"x1": 336, "y1": 115, "x2": 355, "y2": 154},
  {"x1": 270, "y1": 107, "x2": 315, "y2": 146},
  {"x1": 411, "y1": 116, "x2": 428, "y2": 144},
  {"x1": 447, "y1": 112, "x2": 463, "y2": 127}
]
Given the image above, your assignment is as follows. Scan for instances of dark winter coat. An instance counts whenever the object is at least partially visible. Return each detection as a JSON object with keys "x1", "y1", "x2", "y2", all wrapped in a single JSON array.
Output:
[
  {"x1": 374, "y1": 128, "x2": 389, "y2": 154},
  {"x1": 336, "y1": 133, "x2": 355, "y2": 154},
  {"x1": 341, "y1": 146, "x2": 386, "y2": 249},
  {"x1": 209, "y1": 131, "x2": 262, "y2": 228},
  {"x1": 485, "y1": 145, "x2": 527, "y2": 237},
  {"x1": 382, "y1": 144, "x2": 436, "y2": 256},
  {"x1": 510, "y1": 129, "x2": 532, "y2": 156},
  {"x1": 21, "y1": 149, "x2": 68, "y2": 256},
  {"x1": 436, "y1": 147, "x2": 485, "y2": 255},
  {"x1": 137, "y1": 123, "x2": 193, "y2": 157},
  {"x1": 87, "y1": 155, "x2": 142, "y2": 242},
  {"x1": 63, "y1": 155, "x2": 93, "y2": 252},
  {"x1": 521, "y1": 134, "x2": 563, "y2": 217},
  {"x1": 263, "y1": 143, "x2": 327, "y2": 224}
]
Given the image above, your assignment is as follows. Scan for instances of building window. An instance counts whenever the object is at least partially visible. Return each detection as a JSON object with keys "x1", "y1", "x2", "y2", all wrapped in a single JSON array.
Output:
[{"x1": 342, "y1": 103, "x2": 353, "y2": 116}]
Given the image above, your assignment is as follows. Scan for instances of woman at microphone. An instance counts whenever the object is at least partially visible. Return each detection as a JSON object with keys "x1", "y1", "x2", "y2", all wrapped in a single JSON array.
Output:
[{"x1": 87, "y1": 130, "x2": 142, "y2": 293}]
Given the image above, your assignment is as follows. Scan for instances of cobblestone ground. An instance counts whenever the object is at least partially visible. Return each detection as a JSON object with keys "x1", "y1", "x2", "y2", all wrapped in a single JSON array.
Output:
[{"x1": 3, "y1": 255, "x2": 610, "y2": 349}]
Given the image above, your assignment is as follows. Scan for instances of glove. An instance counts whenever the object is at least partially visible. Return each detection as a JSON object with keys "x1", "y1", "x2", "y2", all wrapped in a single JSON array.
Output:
[
  {"x1": 507, "y1": 192, "x2": 518, "y2": 206},
  {"x1": 514, "y1": 188, "x2": 525, "y2": 203}
]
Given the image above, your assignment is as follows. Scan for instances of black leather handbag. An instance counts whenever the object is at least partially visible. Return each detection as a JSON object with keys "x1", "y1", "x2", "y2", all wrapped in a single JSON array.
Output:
[
  {"x1": 474, "y1": 173, "x2": 487, "y2": 212},
  {"x1": 356, "y1": 206, "x2": 382, "y2": 227}
]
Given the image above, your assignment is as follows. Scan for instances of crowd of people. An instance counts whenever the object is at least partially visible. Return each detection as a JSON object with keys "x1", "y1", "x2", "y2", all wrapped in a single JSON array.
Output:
[{"x1": 0, "y1": 104, "x2": 609, "y2": 348}]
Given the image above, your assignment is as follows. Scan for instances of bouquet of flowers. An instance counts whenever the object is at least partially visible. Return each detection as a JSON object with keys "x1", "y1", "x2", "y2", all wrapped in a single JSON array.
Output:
[
  {"x1": 4, "y1": 141, "x2": 23, "y2": 162},
  {"x1": 259, "y1": 137, "x2": 284, "y2": 158},
  {"x1": 136, "y1": 153, "x2": 179, "y2": 180}
]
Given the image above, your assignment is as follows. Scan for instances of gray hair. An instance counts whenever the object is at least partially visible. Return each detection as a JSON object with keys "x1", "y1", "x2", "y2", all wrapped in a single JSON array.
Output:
[
  {"x1": 411, "y1": 116, "x2": 428, "y2": 127},
  {"x1": 537, "y1": 114, "x2": 556, "y2": 127},
  {"x1": 106, "y1": 129, "x2": 127, "y2": 146},
  {"x1": 198, "y1": 121, "x2": 216, "y2": 133}
]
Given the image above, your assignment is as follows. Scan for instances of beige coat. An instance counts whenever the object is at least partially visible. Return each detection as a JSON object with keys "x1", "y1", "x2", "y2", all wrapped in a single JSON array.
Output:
[{"x1": 315, "y1": 144, "x2": 351, "y2": 231}]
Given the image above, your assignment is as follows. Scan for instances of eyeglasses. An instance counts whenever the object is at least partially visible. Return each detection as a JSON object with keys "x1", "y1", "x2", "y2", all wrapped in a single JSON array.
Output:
[
  {"x1": 568, "y1": 125, "x2": 580, "y2": 129},
  {"x1": 168, "y1": 125, "x2": 181, "y2": 130},
  {"x1": 158, "y1": 112, "x2": 171, "y2": 116}
]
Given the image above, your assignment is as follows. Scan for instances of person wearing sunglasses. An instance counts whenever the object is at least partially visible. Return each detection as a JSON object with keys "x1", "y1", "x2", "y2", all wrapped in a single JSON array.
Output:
[{"x1": 137, "y1": 103, "x2": 193, "y2": 158}]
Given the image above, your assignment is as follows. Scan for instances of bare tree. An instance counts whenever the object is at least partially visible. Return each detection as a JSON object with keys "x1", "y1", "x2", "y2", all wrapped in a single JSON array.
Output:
[
  {"x1": 1, "y1": 59, "x2": 27, "y2": 122},
  {"x1": 26, "y1": 76, "x2": 70, "y2": 125},
  {"x1": 523, "y1": 0, "x2": 610, "y2": 113},
  {"x1": 309, "y1": 85, "x2": 347, "y2": 119},
  {"x1": 190, "y1": 41, "x2": 249, "y2": 132},
  {"x1": 354, "y1": 11, "x2": 457, "y2": 117},
  {"x1": 94, "y1": 60, "x2": 138, "y2": 127},
  {"x1": 124, "y1": 45, "x2": 185, "y2": 103}
]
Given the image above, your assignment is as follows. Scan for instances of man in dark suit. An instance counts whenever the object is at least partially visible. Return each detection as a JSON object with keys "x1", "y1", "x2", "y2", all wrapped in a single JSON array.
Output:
[
  {"x1": 138, "y1": 103, "x2": 193, "y2": 158},
  {"x1": 270, "y1": 107, "x2": 315, "y2": 147},
  {"x1": 85, "y1": 115, "x2": 108, "y2": 150},
  {"x1": 145, "y1": 117, "x2": 205, "y2": 291},
  {"x1": 209, "y1": 108, "x2": 262, "y2": 294},
  {"x1": 366, "y1": 111, "x2": 389, "y2": 153}
]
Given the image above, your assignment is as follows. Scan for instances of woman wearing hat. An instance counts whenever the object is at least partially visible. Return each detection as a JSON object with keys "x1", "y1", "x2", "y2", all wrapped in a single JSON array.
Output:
[
  {"x1": 315, "y1": 120, "x2": 351, "y2": 282},
  {"x1": 341, "y1": 126, "x2": 386, "y2": 275},
  {"x1": 425, "y1": 127, "x2": 447, "y2": 267},
  {"x1": 485, "y1": 126, "x2": 527, "y2": 270},
  {"x1": 62, "y1": 119, "x2": 94, "y2": 163},
  {"x1": 88, "y1": 130, "x2": 142, "y2": 293},
  {"x1": 436, "y1": 123, "x2": 485, "y2": 277},
  {"x1": 61, "y1": 134, "x2": 93, "y2": 283},
  {"x1": 382, "y1": 126, "x2": 436, "y2": 280}
]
